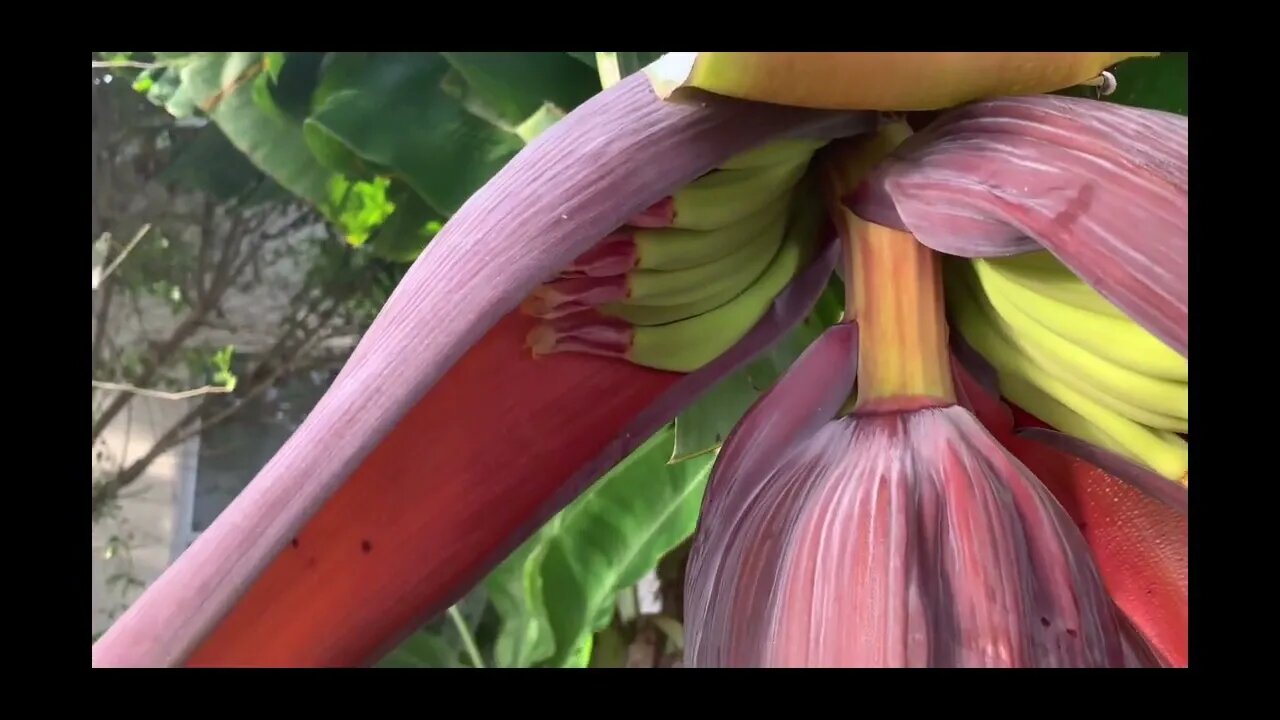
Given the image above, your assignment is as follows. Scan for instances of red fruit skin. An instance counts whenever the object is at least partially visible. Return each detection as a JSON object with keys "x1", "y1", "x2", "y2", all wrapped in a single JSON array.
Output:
[{"x1": 952, "y1": 361, "x2": 1188, "y2": 668}]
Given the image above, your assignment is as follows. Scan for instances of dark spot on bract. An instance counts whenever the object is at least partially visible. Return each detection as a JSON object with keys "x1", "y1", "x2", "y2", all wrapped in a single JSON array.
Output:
[
  {"x1": 1040, "y1": 617, "x2": 1050, "y2": 627},
  {"x1": 290, "y1": 537, "x2": 300, "y2": 549},
  {"x1": 1065, "y1": 628, "x2": 1078, "y2": 638},
  {"x1": 361, "y1": 540, "x2": 372, "y2": 553}
]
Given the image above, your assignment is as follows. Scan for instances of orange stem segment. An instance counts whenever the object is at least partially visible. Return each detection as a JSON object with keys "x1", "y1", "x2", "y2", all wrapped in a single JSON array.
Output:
[{"x1": 849, "y1": 218, "x2": 955, "y2": 412}]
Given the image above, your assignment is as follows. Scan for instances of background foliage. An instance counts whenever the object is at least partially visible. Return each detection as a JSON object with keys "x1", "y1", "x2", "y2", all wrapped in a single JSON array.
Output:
[{"x1": 95, "y1": 50, "x2": 1188, "y2": 666}]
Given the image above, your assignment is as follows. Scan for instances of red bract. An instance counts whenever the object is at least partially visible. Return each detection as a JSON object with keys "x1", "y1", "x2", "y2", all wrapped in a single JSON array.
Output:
[
  {"x1": 951, "y1": 357, "x2": 1187, "y2": 667},
  {"x1": 92, "y1": 74, "x2": 861, "y2": 667}
]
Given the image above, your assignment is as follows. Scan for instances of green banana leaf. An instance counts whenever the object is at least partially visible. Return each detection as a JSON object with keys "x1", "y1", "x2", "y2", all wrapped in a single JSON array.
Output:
[
  {"x1": 377, "y1": 630, "x2": 464, "y2": 668},
  {"x1": 485, "y1": 426, "x2": 715, "y2": 667},
  {"x1": 175, "y1": 52, "x2": 335, "y2": 209},
  {"x1": 362, "y1": 185, "x2": 445, "y2": 263},
  {"x1": 1108, "y1": 51, "x2": 1187, "y2": 116},
  {"x1": 1056, "y1": 52, "x2": 1188, "y2": 116},
  {"x1": 672, "y1": 278, "x2": 846, "y2": 461},
  {"x1": 376, "y1": 587, "x2": 490, "y2": 668},
  {"x1": 130, "y1": 51, "x2": 611, "y2": 263},
  {"x1": 440, "y1": 52, "x2": 600, "y2": 126},
  {"x1": 303, "y1": 52, "x2": 526, "y2": 217},
  {"x1": 159, "y1": 125, "x2": 289, "y2": 206}
]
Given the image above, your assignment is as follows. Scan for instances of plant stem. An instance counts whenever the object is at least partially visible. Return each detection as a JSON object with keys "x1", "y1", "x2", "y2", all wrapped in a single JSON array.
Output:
[
  {"x1": 447, "y1": 606, "x2": 486, "y2": 669},
  {"x1": 848, "y1": 217, "x2": 955, "y2": 412}
]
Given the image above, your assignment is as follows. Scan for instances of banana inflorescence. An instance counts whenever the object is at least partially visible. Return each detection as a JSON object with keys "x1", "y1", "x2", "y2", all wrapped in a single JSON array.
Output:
[
  {"x1": 523, "y1": 136, "x2": 828, "y2": 372},
  {"x1": 946, "y1": 252, "x2": 1189, "y2": 485}
]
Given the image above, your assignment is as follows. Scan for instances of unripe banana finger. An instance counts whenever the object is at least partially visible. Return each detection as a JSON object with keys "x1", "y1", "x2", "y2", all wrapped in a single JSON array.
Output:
[
  {"x1": 628, "y1": 194, "x2": 823, "y2": 371},
  {"x1": 528, "y1": 189, "x2": 824, "y2": 374},
  {"x1": 565, "y1": 192, "x2": 794, "y2": 277},
  {"x1": 638, "y1": 191, "x2": 792, "y2": 271},
  {"x1": 601, "y1": 280, "x2": 753, "y2": 327},
  {"x1": 527, "y1": 198, "x2": 790, "y2": 317},
  {"x1": 717, "y1": 136, "x2": 829, "y2": 170},
  {"x1": 628, "y1": 203, "x2": 788, "y2": 306},
  {"x1": 628, "y1": 156, "x2": 811, "y2": 231}
]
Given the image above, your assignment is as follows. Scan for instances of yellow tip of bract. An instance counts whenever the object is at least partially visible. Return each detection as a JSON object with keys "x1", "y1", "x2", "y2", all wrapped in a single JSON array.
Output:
[{"x1": 646, "y1": 52, "x2": 1160, "y2": 110}]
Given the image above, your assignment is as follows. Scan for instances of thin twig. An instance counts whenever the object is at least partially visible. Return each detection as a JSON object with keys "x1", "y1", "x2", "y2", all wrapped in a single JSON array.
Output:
[
  {"x1": 448, "y1": 606, "x2": 486, "y2": 669},
  {"x1": 91, "y1": 60, "x2": 160, "y2": 70},
  {"x1": 91, "y1": 380, "x2": 233, "y2": 401},
  {"x1": 96, "y1": 224, "x2": 152, "y2": 288}
]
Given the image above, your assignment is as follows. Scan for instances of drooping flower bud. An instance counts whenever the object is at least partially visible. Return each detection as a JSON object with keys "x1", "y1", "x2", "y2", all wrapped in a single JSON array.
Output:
[{"x1": 686, "y1": 380, "x2": 1136, "y2": 667}]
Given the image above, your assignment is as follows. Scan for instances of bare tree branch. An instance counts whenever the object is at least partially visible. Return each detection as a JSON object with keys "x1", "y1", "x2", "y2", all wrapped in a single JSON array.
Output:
[
  {"x1": 95, "y1": 224, "x2": 153, "y2": 289},
  {"x1": 91, "y1": 381, "x2": 233, "y2": 401},
  {"x1": 92, "y1": 60, "x2": 160, "y2": 70}
]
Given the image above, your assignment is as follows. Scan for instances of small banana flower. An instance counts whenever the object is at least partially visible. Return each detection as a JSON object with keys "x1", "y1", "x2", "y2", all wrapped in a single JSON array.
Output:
[{"x1": 92, "y1": 52, "x2": 1186, "y2": 669}]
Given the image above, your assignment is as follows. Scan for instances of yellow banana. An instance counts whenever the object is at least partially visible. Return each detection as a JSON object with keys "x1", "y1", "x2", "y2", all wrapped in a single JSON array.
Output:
[
  {"x1": 947, "y1": 265, "x2": 1188, "y2": 482},
  {"x1": 974, "y1": 258, "x2": 1187, "y2": 382},
  {"x1": 982, "y1": 251, "x2": 1129, "y2": 319},
  {"x1": 970, "y1": 260, "x2": 1188, "y2": 425}
]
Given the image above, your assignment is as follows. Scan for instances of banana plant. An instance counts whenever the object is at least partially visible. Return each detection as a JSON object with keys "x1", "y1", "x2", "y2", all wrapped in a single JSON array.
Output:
[{"x1": 92, "y1": 52, "x2": 1187, "y2": 668}]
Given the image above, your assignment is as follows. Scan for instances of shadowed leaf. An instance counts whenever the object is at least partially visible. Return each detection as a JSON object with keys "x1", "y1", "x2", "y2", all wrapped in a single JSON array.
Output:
[
  {"x1": 304, "y1": 52, "x2": 525, "y2": 215},
  {"x1": 441, "y1": 52, "x2": 600, "y2": 125}
]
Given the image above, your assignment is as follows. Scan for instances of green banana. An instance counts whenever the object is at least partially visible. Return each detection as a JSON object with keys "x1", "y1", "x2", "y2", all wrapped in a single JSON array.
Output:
[
  {"x1": 974, "y1": 258, "x2": 1187, "y2": 382},
  {"x1": 625, "y1": 195, "x2": 789, "y2": 307},
  {"x1": 970, "y1": 261, "x2": 1188, "y2": 425},
  {"x1": 602, "y1": 289, "x2": 747, "y2": 327},
  {"x1": 627, "y1": 191, "x2": 822, "y2": 372},
  {"x1": 981, "y1": 251, "x2": 1129, "y2": 319},
  {"x1": 659, "y1": 156, "x2": 811, "y2": 231},
  {"x1": 634, "y1": 190, "x2": 792, "y2": 271},
  {"x1": 947, "y1": 264, "x2": 1188, "y2": 481},
  {"x1": 717, "y1": 136, "x2": 829, "y2": 170}
]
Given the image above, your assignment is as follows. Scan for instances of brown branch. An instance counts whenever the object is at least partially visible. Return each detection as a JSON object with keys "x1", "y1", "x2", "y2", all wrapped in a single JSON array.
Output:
[
  {"x1": 91, "y1": 312, "x2": 207, "y2": 441},
  {"x1": 192, "y1": 198, "x2": 215, "y2": 307},
  {"x1": 95, "y1": 224, "x2": 153, "y2": 287},
  {"x1": 92, "y1": 277, "x2": 116, "y2": 375},
  {"x1": 92, "y1": 60, "x2": 161, "y2": 70},
  {"x1": 91, "y1": 381, "x2": 234, "y2": 401}
]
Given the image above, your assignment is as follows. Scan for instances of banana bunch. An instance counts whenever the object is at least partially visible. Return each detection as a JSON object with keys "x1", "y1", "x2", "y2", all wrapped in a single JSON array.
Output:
[
  {"x1": 946, "y1": 252, "x2": 1189, "y2": 485},
  {"x1": 524, "y1": 136, "x2": 830, "y2": 372}
]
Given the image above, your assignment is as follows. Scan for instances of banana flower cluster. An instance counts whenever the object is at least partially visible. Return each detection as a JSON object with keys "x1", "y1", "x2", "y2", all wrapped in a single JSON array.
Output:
[{"x1": 93, "y1": 52, "x2": 1187, "y2": 669}]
